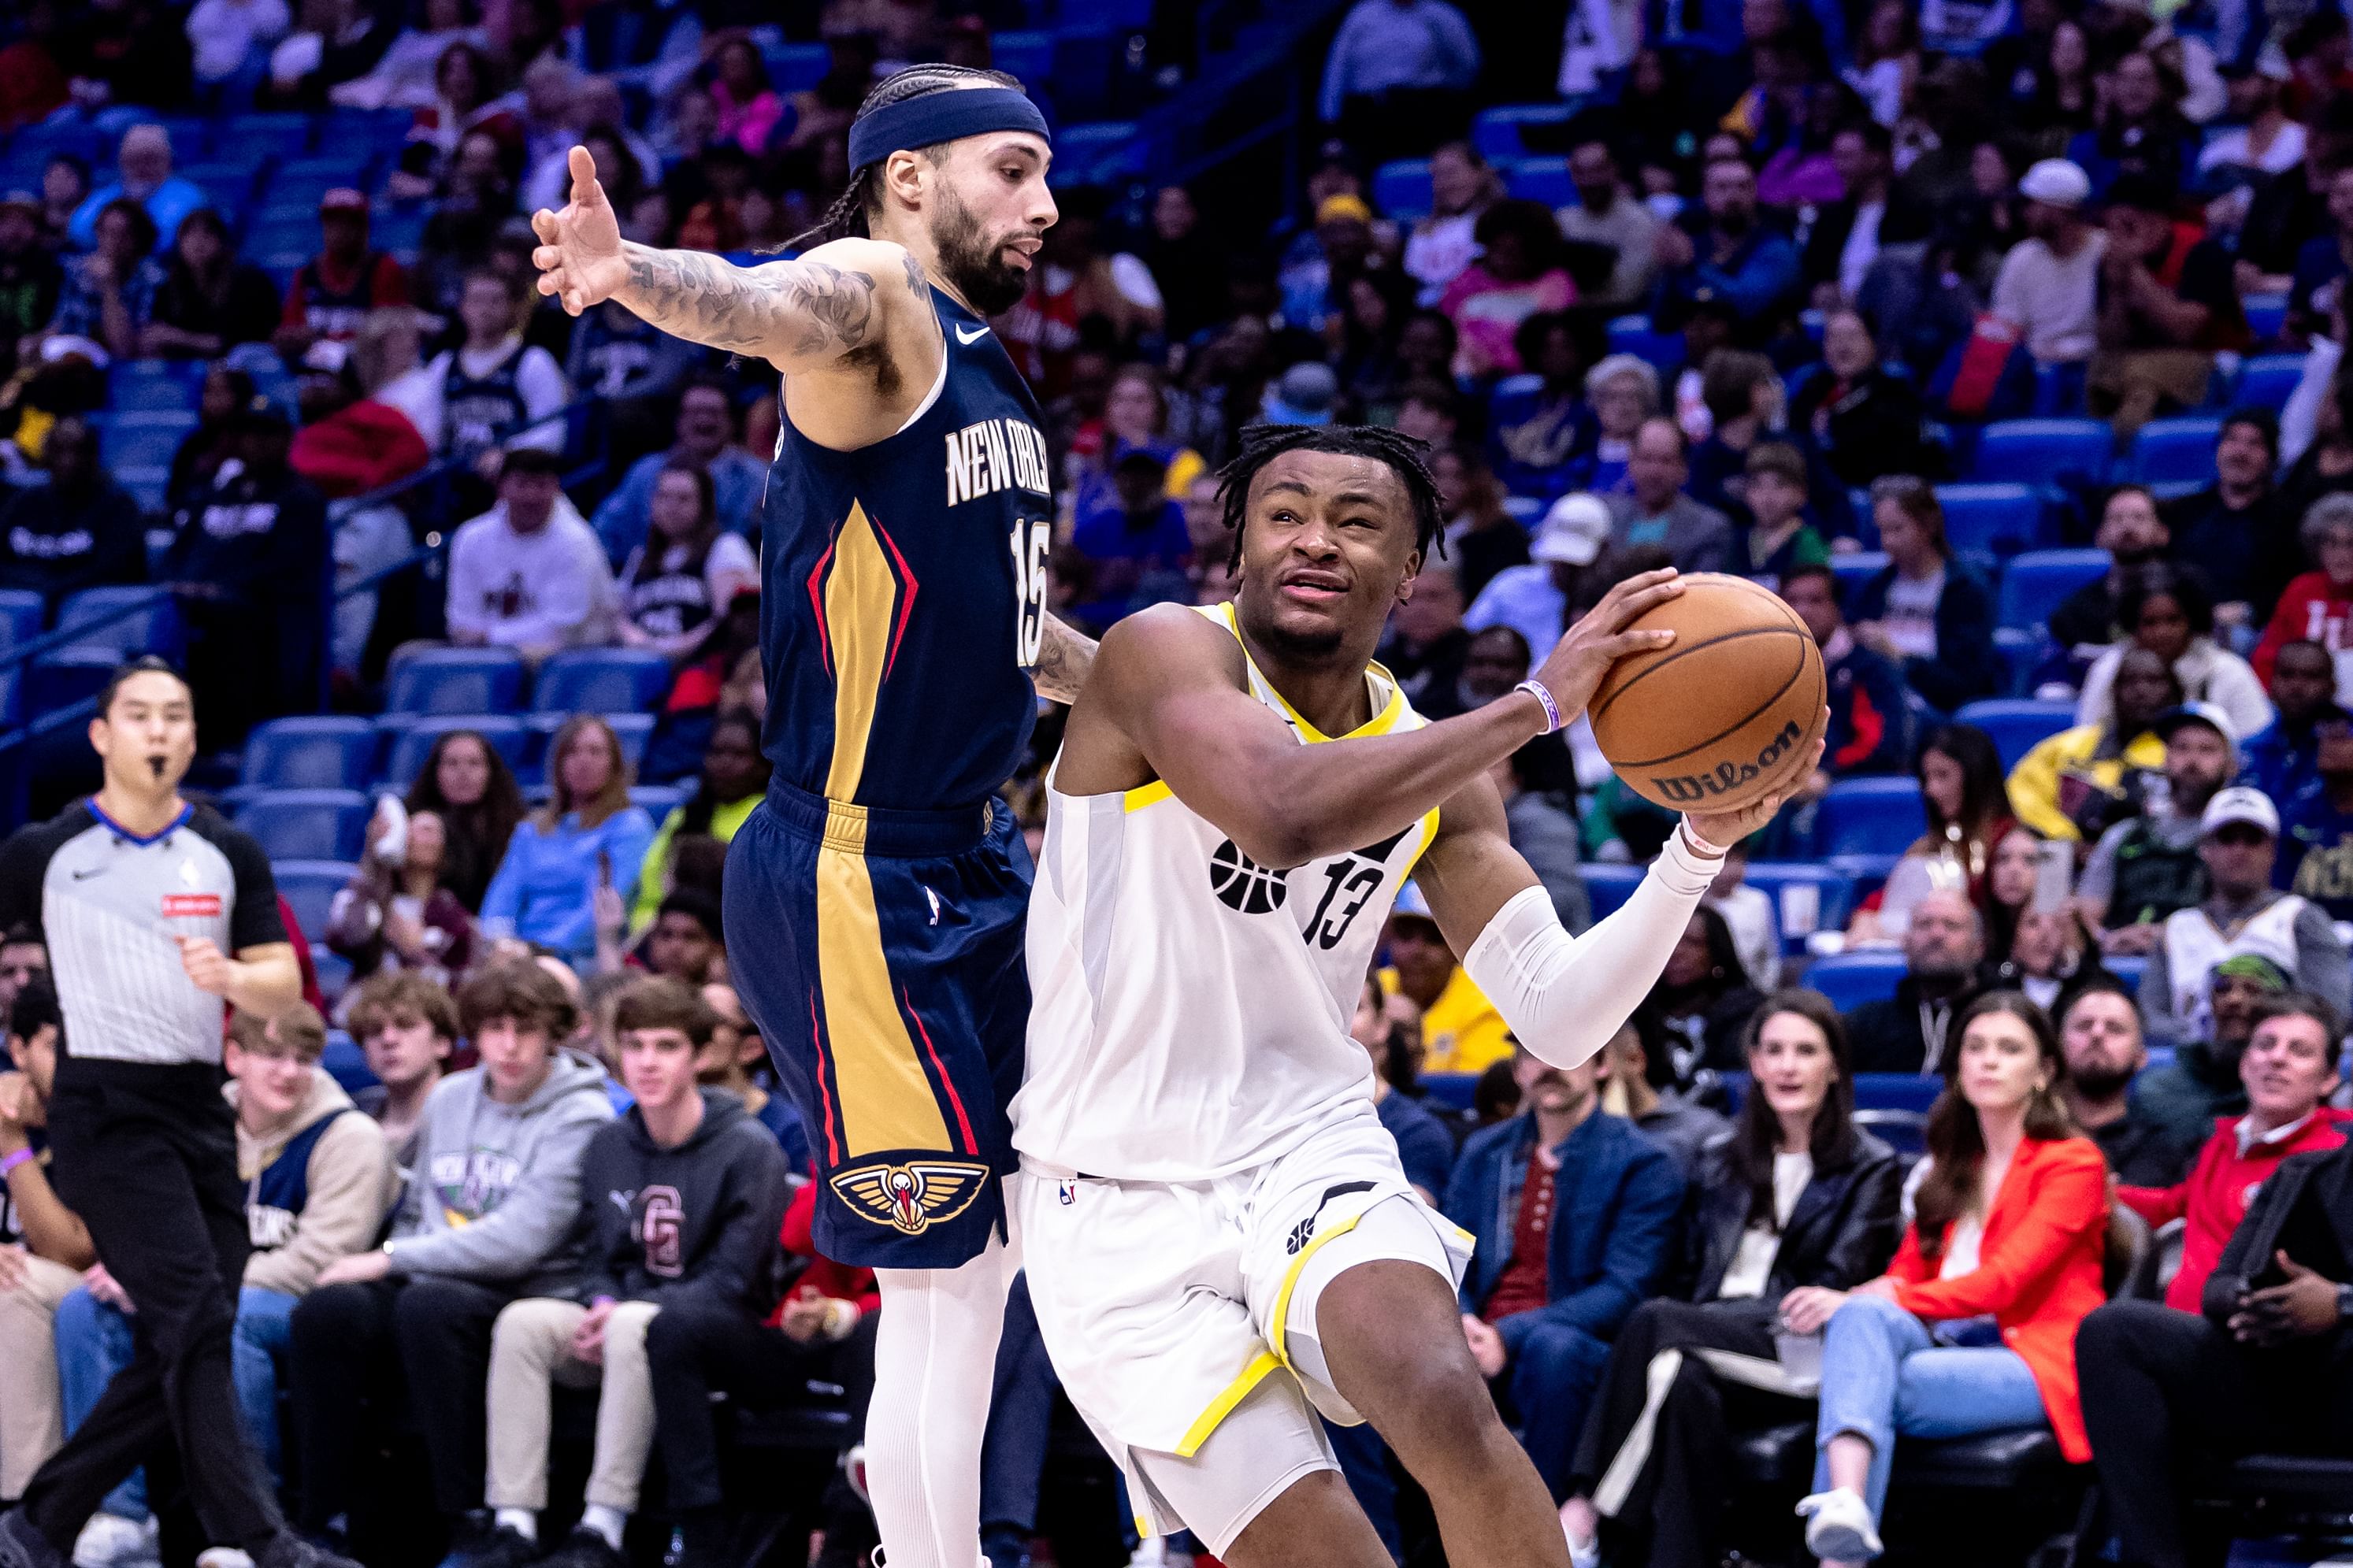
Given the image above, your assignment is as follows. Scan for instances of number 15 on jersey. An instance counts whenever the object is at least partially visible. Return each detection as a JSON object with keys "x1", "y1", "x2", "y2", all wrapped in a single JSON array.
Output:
[{"x1": 1010, "y1": 515, "x2": 1049, "y2": 669}]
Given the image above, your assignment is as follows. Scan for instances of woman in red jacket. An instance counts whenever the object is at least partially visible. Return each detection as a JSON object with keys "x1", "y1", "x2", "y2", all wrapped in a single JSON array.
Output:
[{"x1": 1781, "y1": 992, "x2": 2109, "y2": 1565}]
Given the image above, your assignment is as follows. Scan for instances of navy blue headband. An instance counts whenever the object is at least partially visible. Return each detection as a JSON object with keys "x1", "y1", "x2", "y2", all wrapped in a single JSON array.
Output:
[{"x1": 847, "y1": 87, "x2": 1050, "y2": 174}]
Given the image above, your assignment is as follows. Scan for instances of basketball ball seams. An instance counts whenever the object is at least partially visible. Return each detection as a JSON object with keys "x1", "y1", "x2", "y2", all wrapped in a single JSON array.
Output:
[
  {"x1": 1590, "y1": 624, "x2": 1811, "y2": 725},
  {"x1": 1604, "y1": 647, "x2": 1813, "y2": 768}
]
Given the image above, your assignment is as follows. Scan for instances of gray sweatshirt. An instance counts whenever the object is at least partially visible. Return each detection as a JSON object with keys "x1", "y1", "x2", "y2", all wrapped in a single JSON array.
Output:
[{"x1": 385, "y1": 1048, "x2": 614, "y2": 1296}]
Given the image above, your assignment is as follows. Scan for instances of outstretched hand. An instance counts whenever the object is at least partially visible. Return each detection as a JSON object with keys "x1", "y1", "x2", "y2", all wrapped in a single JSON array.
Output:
[
  {"x1": 530, "y1": 146, "x2": 630, "y2": 317},
  {"x1": 1683, "y1": 722, "x2": 1828, "y2": 851}
]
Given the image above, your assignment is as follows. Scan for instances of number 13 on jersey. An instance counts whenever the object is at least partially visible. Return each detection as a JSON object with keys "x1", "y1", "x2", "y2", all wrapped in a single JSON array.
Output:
[{"x1": 1010, "y1": 515, "x2": 1049, "y2": 669}]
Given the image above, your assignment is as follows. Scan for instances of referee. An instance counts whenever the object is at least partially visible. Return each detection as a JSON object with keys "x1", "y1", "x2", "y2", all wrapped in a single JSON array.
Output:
[{"x1": 0, "y1": 658, "x2": 356, "y2": 1568}]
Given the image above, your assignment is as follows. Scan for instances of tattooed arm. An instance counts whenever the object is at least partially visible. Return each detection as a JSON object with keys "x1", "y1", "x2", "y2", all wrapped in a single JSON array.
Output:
[
  {"x1": 1034, "y1": 615, "x2": 1097, "y2": 705},
  {"x1": 531, "y1": 147, "x2": 928, "y2": 375}
]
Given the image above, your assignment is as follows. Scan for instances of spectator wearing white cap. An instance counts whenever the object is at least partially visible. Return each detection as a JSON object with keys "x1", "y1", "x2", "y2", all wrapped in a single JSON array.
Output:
[
  {"x1": 1991, "y1": 159, "x2": 2105, "y2": 366},
  {"x1": 1462, "y1": 491, "x2": 1610, "y2": 660},
  {"x1": 2140, "y1": 784, "x2": 2352, "y2": 1045},
  {"x1": 2078, "y1": 702, "x2": 2241, "y2": 956}
]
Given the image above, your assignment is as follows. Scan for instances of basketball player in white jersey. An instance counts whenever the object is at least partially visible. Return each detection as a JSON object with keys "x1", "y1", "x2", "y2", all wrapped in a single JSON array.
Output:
[{"x1": 1010, "y1": 424, "x2": 1817, "y2": 1568}]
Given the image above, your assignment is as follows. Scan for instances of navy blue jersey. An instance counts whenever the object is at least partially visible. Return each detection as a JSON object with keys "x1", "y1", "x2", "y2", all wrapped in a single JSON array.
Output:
[{"x1": 759, "y1": 286, "x2": 1052, "y2": 814}]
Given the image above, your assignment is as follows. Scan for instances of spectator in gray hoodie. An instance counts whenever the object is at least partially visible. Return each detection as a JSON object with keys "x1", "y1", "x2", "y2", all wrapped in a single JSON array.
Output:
[
  {"x1": 468, "y1": 979, "x2": 787, "y2": 1568},
  {"x1": 287, "y1": 961, "x2": 612, "y2": 1555}
]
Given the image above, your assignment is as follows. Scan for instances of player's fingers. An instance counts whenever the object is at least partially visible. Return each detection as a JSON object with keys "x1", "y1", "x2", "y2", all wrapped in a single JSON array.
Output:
[
  {"x1": 569, "y1": 144, "x2": 603, "y2": 206},
  {"x1": 1602, "y1": 628, "x2": 1676, "y2": 658},
  {"x1": 530, "y1": 209, "x2": 559, "y2": 243},
  {"x1": 1594, "y1": 568, "x2": 1679, "y2": 619}
]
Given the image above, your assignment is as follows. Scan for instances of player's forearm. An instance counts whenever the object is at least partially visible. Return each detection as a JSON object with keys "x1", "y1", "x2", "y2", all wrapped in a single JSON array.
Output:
[
  {"x1": 614, "y1": 243, "x2": 883, "y2": 364},
  {"x1": 222, "y1": 947, "x2": 302, "y2": 1018},
  {"x1": 1241, "y1": 692, "x2": 1548, "y2": 866},
  {"x1": 1034, "y1": 615, "x2": 1097, "y2": 704},
  {"x1": 1462, "y1": 828, "x2": 1720, "y2": 1070}
]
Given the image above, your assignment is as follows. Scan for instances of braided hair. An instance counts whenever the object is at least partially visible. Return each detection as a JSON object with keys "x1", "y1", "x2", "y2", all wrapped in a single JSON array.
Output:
[
  {"x1": 787, "y1": 65, "x2": 1026, "y2": 250},
  {"x1": 1212, "y1": 424, "x2": 1449, "y2": 570}
]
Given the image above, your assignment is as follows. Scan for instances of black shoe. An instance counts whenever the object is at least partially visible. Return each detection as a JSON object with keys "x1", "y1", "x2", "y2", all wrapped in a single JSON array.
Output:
[
  {"x1": 254, "y1": 1533, "x2": 363, "y2": 1568},
  {"x1": 535, "y1": 1530, "x2": 621, "y2": 1568},
  {"x1": 432, "y1": 1525, "x2": 540, "y2": 1568},
  {"x1": 0, "y1": 1512, "x2": 68, "y2": 1568}
]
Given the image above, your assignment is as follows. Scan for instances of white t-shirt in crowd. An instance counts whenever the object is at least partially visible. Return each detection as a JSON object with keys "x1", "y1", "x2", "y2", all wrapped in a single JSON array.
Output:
[
  {"x1": 1991, "y1": 232, "x2": 2106, "y2": 365},
  {"x1": 444, "y1": 496, "x2": 618, "y2": 654},
  {"x1": 1879, "y1": 569, "x2": 1944, "y2": 660},
  {"x1": 1717, "y1": 1151, "x2": 1816, "y2": 1300}
]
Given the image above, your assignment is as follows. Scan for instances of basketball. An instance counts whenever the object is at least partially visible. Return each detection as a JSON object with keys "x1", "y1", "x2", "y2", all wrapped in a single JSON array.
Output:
[{"x1": 1587, "y1": 573, "x2": 1828, "y2": 814}]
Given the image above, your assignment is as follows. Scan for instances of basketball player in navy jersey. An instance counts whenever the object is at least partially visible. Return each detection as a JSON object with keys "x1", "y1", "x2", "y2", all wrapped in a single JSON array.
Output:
[{"x1": 529, "y1": 66, "x2": 1093, "y2": 1568}]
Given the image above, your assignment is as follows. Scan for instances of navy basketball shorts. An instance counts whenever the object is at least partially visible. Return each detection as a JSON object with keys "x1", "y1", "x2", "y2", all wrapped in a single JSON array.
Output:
[{"x1": 722, "y1": 778, "x2": 1032, "y2": 1270}]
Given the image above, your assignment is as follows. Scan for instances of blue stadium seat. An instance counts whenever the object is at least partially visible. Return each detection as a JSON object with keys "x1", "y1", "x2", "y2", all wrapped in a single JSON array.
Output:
[
  {"x1": 313, "y1": 952, "x2": 353, "y2": 1009},
  {"x1": 385, "y1": 647, "x2": 526, "y2": 716},
  {"x1": 108, "y1": 361, "x2": 203, "y2": 413},
  {"x1": 30, "y1": 649, "x2": 119, "y2": 716},
  {"x1": 55, "y1": 588, "x2": 178, "y2": 658},
  {"x1": 992, "y1": 31, "x2": 1054, "y2": 87},
  {"x1": 2244, "y1": 293, "x2": 2288, "y2": 346},
  {"x1": 220, "y1": 113, "x2": 312, "y2": 161},
  {"x1": 321, "y1": 1029, "x2": 378, "y2": 1095},
  {"x1": 239, "y1": 789, "x2": 372, "y2": 862},
  {"x1": 380, "y1": 716, "x2": 528, "y2": 791},
  {"x1": 1814, "y1": 777, "x2": 1927, "y2": 858},
  {"x1": 1850, "y1": 1073, "x2": 1942, "y2": 1114},
  {"x1": 1605, "y1": 315, "x2": 1682, "y2": 369},
  {"x1": 1806, "y1": 955, "x2": 1908, "y2": 1013},
  {"x1": 1472, "y1": 103, "x2": 1573, "y2": 160},
  {"x1": 1373, "y1": 159, "x2": 1434, "y2": 219},
  {"x1": 1934, "y1": 484, "x2": 2048, "y2": 554},
  {"x1": 0, "y1": 588, "x2": 42, "y2": 726},
  {"x1": 103, "y1": 417, "x2": 192, "y2": 473},
  {"x1": 1993, "y1": 626, "x2": 2043, "y2": 696},
  {"x1": 1420, "y1": 1072, "x2": 1478, "y2": 1111},
  {"x1": 1580, "y1": 864, "x2": 1643, "y2": 921},
  {"x1": 1505, "y1": 157, "x2": 1572, "y2": 207},
  {"x1": 2128, "y1": 417, "x2": 2222, "y2": 486},
  {"x1": 759, "y1": 43, "x2": 829, "y2": 91},
  {"x1": 1741, "y1": 862, "x2": 1856, "y2": 951},
  {"x1": 1973, "y1": 419, "x2": 2110, "y2": 489},
  {"x1": 241, "y1": 716, "x2": 378, "y2": 791},
  {"x1": 2109, "y1": 954, "x2": 2147, "y2": 993},
  {"x1": 630, "y1": 784, "x2": 687, "y2": 821},
  {"x1": 1954, "y1": 699, "x2": 2078, "y2": 769},
  {"x1": 1999, "y1": 548, "x2": 2108, "y2": 632},
  {"x1": 366, "y1": 202, "x2": 429, "y2": 258},
  {"x1": 1831, "y1": 551, "x2": 1888, "y2": 604},
  {"x1": 272, "y1": 859, "x2": 356, "y2": 942},
  {"x1": 2232, "y1": 354, "x2": 2307, "y2": 415},
  {"x1": 531, "y1": 648, "x2": 670, "y2": 714}
]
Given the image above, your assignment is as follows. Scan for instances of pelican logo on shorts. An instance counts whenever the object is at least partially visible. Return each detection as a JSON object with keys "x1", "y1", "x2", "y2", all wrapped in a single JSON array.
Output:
[
  {"x1": 1648, "y1": 717, "x2": 1804, "y2": 805},
  {"x1": 830, "y1": 1158, "x2": 990, "y2": 1235},
  {"x1": 1208, "y1": 838, "x2": 1288, "y2": 914}
]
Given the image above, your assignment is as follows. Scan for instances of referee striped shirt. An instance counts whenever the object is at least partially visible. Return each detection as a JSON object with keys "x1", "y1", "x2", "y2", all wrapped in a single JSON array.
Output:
[{"x1": 0, "y1": 799, "x2": 284, "y2": 1066}]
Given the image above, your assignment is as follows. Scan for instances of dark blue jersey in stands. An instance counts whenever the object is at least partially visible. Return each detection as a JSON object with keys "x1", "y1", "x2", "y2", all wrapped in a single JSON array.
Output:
[{"x1": 758, "y1": 285, "x2": 1052, "y2": 814}]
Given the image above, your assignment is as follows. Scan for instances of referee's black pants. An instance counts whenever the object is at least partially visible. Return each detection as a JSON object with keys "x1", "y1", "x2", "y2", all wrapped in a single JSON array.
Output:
[
  {"x1": 25, "y1": 1058, "x2": 284, "y2": 1555},
  {"x1": 288, "y1": 1276, "x2": 514, "y2": 1528}
]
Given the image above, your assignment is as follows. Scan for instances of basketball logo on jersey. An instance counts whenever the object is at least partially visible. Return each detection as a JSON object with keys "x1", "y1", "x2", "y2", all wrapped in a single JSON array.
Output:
[
  {"x1": 830, "y1": 1158, "x2": 990, "y2": 1235},
  {"x1": 1209, "y1": 839, "x2": 1288, "y2": 914}
]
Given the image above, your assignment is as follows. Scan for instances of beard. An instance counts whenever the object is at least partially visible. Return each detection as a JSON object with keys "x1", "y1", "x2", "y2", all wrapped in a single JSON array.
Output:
[
  {"x1": 929, "y1": 187, "x2": 1030, "y2": 317},
  {"x1": 2067, "y1": 1062, "x2": 2135, "y2": 1101}
]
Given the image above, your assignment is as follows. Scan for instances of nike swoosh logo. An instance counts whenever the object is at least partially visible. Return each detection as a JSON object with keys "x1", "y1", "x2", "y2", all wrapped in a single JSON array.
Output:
[{"x1": 955, "y1": 324, "x2": 989, "y2": 345}]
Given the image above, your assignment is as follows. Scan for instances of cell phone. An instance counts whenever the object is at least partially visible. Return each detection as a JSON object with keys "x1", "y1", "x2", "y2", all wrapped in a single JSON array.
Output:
[
  {"x1": 596, "y1": 851, "x2": 613, "y2": 888},
  {"x1": 2031, "y1": 839, "x2": 2073, "y2": 916}
]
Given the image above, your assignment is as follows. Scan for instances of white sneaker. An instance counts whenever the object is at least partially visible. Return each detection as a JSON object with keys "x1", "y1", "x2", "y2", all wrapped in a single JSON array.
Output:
[
  {"x1": 1795, "y1": 1488, "x2": 1882, "y2": 1562},
  {"x1": 1126, "y1": 1540, "x2": 1166, "y2": 1567},
  {"x1": 72, "y1": 1516, "x2": 156, "y2": 1568},
  {"x1": 1562, "y1": 1524, "x2": 1601, "y2": 1568},
  {"x1": 194, "y1": 1551, "x2": 252, "y2": 1568}
]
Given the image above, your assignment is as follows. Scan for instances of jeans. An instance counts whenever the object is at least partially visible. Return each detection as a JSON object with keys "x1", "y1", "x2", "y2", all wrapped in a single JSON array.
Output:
[
  {"x1": 53, "y1": 1288, "x2": 144, "y2": 1522},
  {"x1": 1812, "y1": 1295, "x2": 2047, "y2": 1538},
  {"x1": 55, "y1": 1286, "x2": 302, "y2": 1514}
]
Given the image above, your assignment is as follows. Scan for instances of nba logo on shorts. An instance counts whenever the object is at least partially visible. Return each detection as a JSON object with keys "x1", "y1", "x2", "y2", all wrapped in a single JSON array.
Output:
[{"x1": 1058, "y1": 1179, "x2": 1076, "y2": 1206}]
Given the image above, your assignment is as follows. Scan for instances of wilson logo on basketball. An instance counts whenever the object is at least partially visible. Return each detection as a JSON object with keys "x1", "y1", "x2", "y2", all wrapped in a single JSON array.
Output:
[
  {"x1": 161, "y1": 894, "x2": 221, "y2": 917},
  {"x1": 1208, "y1": 839, "x2": 1288, "y2": 914},
  {"x1": 1648, "y1": 718, "x2": 1806, "y2": 805}
]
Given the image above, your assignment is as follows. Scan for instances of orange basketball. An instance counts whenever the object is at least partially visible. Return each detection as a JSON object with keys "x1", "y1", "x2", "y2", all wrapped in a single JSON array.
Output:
[{"x1": 1587, "y1": 573, "x2": 1828, "y2": 813}]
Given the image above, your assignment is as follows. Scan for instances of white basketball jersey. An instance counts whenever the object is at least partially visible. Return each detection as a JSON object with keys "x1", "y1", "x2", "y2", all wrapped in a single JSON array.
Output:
[{"x1": 1012, "y1": 602, "x2": 1439, "y2": 1183}]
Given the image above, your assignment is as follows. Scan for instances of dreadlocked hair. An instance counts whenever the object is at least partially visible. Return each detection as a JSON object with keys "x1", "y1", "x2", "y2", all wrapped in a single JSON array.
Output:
[
  {"x1": 784, "y1": 65, "x2": 1026, "y2": 250},
  {"x1": 1212, "y1": 424, "x2": 1449, "y2": 570}
]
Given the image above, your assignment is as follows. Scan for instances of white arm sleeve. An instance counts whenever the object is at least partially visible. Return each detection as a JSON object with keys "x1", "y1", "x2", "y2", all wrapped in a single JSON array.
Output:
[{"x1": 1460, "y1": 826, "x2": 1721, "y2": 1069}]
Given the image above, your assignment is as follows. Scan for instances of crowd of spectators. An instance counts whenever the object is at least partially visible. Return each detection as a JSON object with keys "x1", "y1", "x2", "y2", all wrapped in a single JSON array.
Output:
[{"x1": 5, "y1": 0, "x2": 2353, "y2": 1565}]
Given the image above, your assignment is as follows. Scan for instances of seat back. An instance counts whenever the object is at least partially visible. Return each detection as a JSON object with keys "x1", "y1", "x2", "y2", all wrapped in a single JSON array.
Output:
[
  {"x1": 56, "y1": 588, "x2": 178, "y2": 658},
  {"x1": 238, "y1": 789, "x2": 372, "y2": 862},
  {"x1": 1953, "y1": 699, "x2": 2078, "y2": 769},
  {"x1": 1997, "y1": 548, "x2": 2110, "y2": 632},
  {"x1": 1934, "y1": 484, "x2": 2050, "y2": 554},
  {"x1": 380, "y1": 717, "x2": 528, "y2": 791},
  {"x1": 1806, "y1": 955, "x2": 1908, "y2": 1012},
  {"x1": 271, "y1": 859, "x2": 358, "y2": 943},
  {"x1": 385, "y1": 647, "x2": 527, "y2": 716},
  {"x1": 531, "y1": 648, "x2": 672, "y2": 714},
  {"x1": 1813, "y1": 778, "x2": 1928, "y2": 858},
  {"x1": 240, "y1": 716, "x2": 377, "y2": 791},
  {"x1": 2128, "y1": 417, "x2": 2222, "y2": 487},
  {"x1": 1974, "y1": 418, "x2": 2110, "y2": 489}
]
